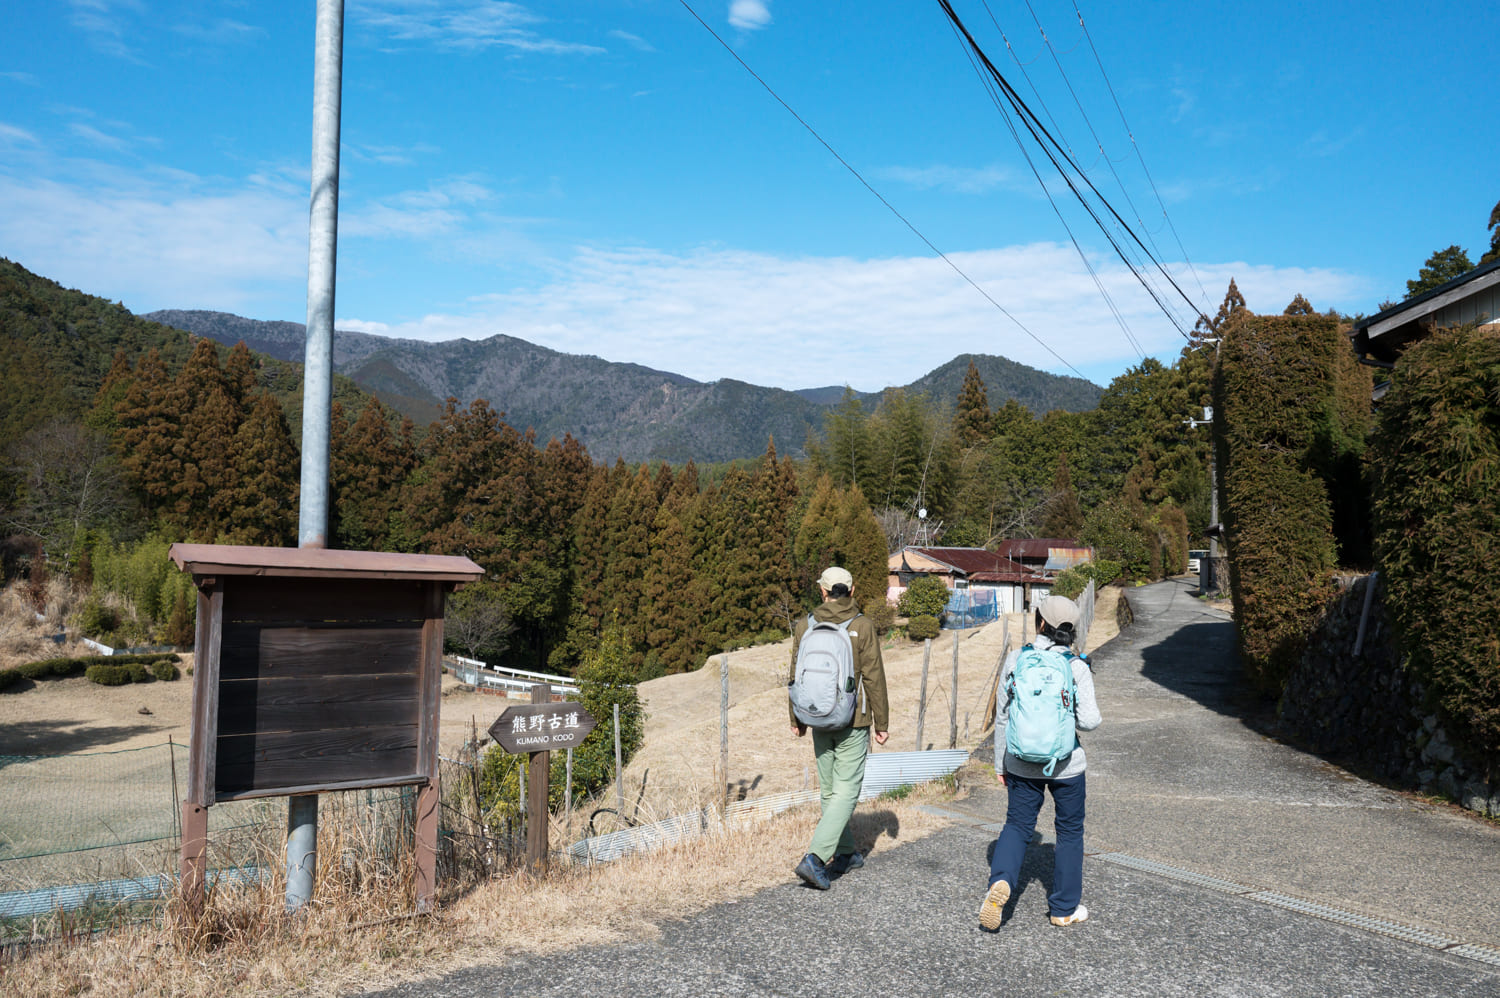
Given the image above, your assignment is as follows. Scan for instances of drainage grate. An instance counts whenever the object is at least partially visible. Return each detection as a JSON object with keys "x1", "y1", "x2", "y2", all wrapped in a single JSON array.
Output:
[
  {"x1": 1095, "y1": 852, "x2": 1256, "y2": 895},
  {"x1": 1095, "y1": 853, "x2": 1500, "y2": 973},
  {"x1": 1249, "y1": 891, "x2": 1458, "y2": 949}
]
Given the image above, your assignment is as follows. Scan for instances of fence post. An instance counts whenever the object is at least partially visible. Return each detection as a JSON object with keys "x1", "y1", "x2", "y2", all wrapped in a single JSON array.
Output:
[
  {"x1": 949, "y1": 630, "x2": 960, "y2": 749},
  {"x1": 720, "y1": 655, "x2": 730, "y2": 817},
  {"x1": 614, "y1": 702, "x2": 624, "y2": 819},
  {"x1": 915, "y1": 637, "x2": 931, "y2": 751}
]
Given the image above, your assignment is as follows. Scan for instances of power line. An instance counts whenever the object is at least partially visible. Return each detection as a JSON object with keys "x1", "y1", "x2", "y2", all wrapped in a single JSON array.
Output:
[
  {"x1": 677, "y1": 0, "x2": 1090, "y2": 381},
  {"x1": 938, "y1": 0, "x2": 1199, "y2": 339},
  {"x1": 1071, "y1": 0, "x2": 1212, "y2": 312},
  {"x1": 948, "y1": 14, "x2": 1145, "y2": 358}
]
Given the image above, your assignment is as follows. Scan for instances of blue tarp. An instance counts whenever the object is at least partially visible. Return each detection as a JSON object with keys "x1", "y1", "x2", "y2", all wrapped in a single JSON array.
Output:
[{"x1": 943, "y1": 588, "x2": 998, "y2": 629}]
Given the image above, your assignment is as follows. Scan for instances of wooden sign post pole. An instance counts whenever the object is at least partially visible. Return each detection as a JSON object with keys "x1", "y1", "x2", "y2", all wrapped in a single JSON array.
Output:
[{"x1": 525, "y1": 683, "x2": 552, "y2": 873}]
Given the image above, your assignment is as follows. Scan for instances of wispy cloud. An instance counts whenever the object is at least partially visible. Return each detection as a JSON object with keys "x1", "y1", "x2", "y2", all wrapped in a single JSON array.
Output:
[
  {"x1": 68, "y1": 122, "x2": 135, "y2": 152},
  {"x1": 353, "y1": 0, "x2": 604, "y2": 54},
  {"x1": 608, "y1": 29, "x2": 655, "y2": 53},
  {"x1": 173, "y1": 18, "x2": 265, "y2": 44},
  {"x1": 335, "y1": 245, "x2": 1367, "y2": 390},
  {"x1": 877, "y1": 163, "x2": 1024, "y2": 196},
  {"x1": 0, "y1": 167, "x2": 306, "y2": 313},
  {"x1": 0, "y1": 122, "x2": 41, "y2": 146},
  {"x1": 67, "y1": 0, "x2": 147, "y2": 62},
  {"x1": 1301, "y1": 126, "x2": 1363, "y2": 158},
  {"x1": 1, "y1": 71, "x2": 41, "y2": 87},
  {"x1": 729, "y1": 0, "x2": 772, "y2": 31},
  {"x1": 342, "y1": 177, "x2": 498, "y2": 239},
  {"x1": 348, "y1": 140, "x2": 442, "y2": 166}
]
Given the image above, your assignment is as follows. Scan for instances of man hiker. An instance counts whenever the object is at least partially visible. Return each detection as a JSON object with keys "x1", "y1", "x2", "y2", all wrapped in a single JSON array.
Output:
[
  {"x1": 788, "y1": 566, "x2": 890, "y2": 890},
  {"x1": 981, "y1": 594, "x2": 1101, "y2": 928}
]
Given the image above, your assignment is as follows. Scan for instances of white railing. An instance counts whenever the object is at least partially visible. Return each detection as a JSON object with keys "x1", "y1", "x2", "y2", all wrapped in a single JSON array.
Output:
[{"x1": 444, "y1": 657, "x2": 579, "y2": 696}]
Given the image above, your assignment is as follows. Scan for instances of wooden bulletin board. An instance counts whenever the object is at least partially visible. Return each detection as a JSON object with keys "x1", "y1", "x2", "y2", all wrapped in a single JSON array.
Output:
[{"x1": 169, "y1": 544, "x2": 483, "y2": 805}]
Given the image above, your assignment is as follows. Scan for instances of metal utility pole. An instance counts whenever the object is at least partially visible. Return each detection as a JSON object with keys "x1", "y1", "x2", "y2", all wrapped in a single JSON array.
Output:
[{"x1": 288, "y1": 0, "x2": 345, "y2": 914}]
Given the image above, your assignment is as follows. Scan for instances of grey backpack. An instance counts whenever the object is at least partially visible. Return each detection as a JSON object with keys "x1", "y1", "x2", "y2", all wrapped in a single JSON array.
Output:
[{"x1": 789, "y1": 614, "x2": 859, "y2": 730}]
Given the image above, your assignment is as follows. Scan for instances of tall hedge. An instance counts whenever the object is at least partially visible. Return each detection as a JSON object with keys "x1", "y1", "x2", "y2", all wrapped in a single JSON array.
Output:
[
  {"x1": 1212, "y1": 312, "x2": 1372, "y2": 692},
  {"x1": 1371, "y1": 324, "x2": 1500, "y2": 771}
]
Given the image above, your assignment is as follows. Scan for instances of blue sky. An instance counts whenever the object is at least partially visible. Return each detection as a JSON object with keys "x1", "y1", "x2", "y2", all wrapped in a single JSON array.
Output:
[{"x1": 2, "y1": 1, "x2": 1495, "y2": 391}]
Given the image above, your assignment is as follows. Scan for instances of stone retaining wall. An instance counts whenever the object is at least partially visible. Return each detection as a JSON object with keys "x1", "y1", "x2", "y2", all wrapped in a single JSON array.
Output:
[{"x1": 1277, "y1": 573, "x2": 1498, "y2": 818}]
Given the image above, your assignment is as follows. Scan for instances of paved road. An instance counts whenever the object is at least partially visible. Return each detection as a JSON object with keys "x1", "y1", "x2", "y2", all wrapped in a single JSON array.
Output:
[{"x1": 362, "y1": 579, "x2": 1500, "y2": 997}]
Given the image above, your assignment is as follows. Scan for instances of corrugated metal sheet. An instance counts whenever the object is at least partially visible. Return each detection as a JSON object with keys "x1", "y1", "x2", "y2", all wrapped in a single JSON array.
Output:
[
  {"x1": 566, "y1": 749, "x2": 971, "y2": 864},
  {"x1": 0, "y1": 866, "x2": 265, "y2": 919}
]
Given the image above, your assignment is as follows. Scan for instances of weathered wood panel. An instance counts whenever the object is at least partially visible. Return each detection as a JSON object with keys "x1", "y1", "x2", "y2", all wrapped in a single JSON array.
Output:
[
  {"x1": 216, "y1": 674, "x2": 420, "y2": 736},
  {"x1": 214, "y1": 725, "x2": 420, "y2": 795},
  {"x1": 219, "y1": 625, "x2": 423, "y2": 682},
  {"x1": 225, "y1": 577, "x2": 428, "y2": 624}
]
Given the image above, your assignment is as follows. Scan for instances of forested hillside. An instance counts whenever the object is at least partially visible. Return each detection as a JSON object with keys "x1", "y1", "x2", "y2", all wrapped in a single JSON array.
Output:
[
  {"x1": 146, "y1": 309, "x2": 1103, "y2": 464},
  {"x1": 4, "y1": 256, "x2": 1235, "y2": 680}
]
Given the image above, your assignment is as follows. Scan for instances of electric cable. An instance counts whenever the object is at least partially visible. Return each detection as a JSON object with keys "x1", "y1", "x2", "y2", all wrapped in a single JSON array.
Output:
[
  {"x1": 939, "y1": 0, "x2": 1197, "y2": 339},
  {"x1": 679, "y1": 0, "x2": 1091, "y2": 380},
  {"x1": 948, "y1": 15, "x2": 1145, "y2": 358},
  {"x1": 1071, "y1": 0, "x2": 1212, "y2": 312}
]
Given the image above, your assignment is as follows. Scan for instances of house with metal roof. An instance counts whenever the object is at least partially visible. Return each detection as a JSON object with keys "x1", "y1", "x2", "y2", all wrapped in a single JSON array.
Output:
[
  {"x1": 887, "y1": 541, "x2": 1090, "y2": 615},
  {"x1": 1350, "y1": 259, "x2": 1500, "y2": 394}
]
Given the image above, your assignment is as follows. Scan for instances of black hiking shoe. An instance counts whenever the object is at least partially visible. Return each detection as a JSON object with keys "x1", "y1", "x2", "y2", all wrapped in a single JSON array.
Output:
[
  {"x1": 795, "y1": 853, "x2": 831, "y2": 890},
  {"x1": 827, "y1": 851, "x2": 865, "y2": 876}
]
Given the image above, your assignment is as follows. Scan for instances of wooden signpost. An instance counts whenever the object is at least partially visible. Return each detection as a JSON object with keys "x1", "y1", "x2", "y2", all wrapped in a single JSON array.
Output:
[{"x1": 488, "y1": 684, "x2": 596, "y2": 872}]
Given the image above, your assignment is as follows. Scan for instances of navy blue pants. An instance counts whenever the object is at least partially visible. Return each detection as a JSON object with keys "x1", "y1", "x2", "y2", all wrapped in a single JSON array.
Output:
[{"x1": 987, "y1": 771, "x2": 1086, "y2": 918}]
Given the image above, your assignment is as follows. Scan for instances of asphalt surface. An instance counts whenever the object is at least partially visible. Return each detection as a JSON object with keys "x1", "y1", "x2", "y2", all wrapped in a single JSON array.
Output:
[{"x1": 361, "y1": 578, "x2": 1500, "y2": 997}]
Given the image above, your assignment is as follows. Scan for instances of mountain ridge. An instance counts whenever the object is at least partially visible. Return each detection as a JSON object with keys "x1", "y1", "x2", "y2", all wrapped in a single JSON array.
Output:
[{"x1": 145, "y1": 308, "x2": 1102, "y2": 464}]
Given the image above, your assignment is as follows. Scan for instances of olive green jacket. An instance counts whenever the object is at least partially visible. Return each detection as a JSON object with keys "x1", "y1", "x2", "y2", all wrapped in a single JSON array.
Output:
[{"x1": 788, "y1": 595, "x2": 890, "y2": 731}]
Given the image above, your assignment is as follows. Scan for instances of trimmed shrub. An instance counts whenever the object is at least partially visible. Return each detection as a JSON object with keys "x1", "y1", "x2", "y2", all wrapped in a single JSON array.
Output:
[
  {"x1": 907, "y1": 614, "x2": 941, "y2": 641},
  {"x1": 1051, "y1": 559, "x2": 1123, "y2": 600},
  {"x1": 1371, "y1": 324, "x2": 1500, "y2": 770},
  {"x1": 897, "y1": 576, "x2": 951, "y2": 618},
  {"x1": 1213, "y1": 312, "x2": 1371, "y2": 692},
  {"x1": 85, "y1": 664, "x2": 132, "y2": 686},
  {"x1": 6, "y1": 653, "x2": 181, "y2": 690}
]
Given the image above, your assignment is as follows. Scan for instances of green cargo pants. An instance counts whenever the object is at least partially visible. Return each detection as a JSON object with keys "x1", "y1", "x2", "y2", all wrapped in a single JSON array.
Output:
[{"x1": 810, "y1": 725, "x2": 870, "y2": 861}]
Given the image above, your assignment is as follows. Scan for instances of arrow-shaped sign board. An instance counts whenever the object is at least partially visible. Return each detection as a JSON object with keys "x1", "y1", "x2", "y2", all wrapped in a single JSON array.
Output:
[{"x1": 489, "y1": 702, "x2": 597, "y2": 753}]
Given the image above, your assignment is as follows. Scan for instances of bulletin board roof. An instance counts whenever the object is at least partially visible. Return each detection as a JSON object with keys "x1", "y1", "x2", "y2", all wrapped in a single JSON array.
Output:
[{"x1": 169, "y1": 543, "x2": 484, "y2": 583}]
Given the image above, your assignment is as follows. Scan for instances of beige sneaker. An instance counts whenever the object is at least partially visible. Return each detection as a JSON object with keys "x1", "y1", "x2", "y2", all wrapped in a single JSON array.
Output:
[
  {"x1": 1049, "y1": 904, "x2": 1089, "y2": 927},
  {"x1": 979, "y1": 880, "x2": 1010, "y2": 930}
]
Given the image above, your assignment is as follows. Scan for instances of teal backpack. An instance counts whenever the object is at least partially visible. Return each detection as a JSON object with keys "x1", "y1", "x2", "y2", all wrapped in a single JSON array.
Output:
[{"x1": 1004, "y1": 643, "x2": 1079, "y2": 776}]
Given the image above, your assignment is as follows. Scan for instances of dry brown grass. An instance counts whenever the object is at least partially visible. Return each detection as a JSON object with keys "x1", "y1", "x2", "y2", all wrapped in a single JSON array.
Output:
[
  {"x1": 0, "y1": 587, "x2": 1122, "y2": 997},
  {"x1": 0, "y1": 784, "x2": 955, "y2": 997},
  {"x1": 0, "y1": 580, "x2": 91, "y2": 670}
]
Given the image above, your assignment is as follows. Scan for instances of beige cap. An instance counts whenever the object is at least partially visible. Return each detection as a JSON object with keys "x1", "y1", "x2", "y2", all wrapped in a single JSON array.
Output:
[
  {"x1": 1037, "y1": 594, "x2": 1080, "y2": 629},
  {"x1": 818, "y1": 566, "x2": 854, "y2": 590}
]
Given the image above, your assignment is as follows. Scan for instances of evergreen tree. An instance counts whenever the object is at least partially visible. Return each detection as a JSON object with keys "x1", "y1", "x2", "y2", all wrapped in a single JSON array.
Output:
[
  {"x1": 1483, "y1": 198, "x2": 1500, "y2": 265},
  {"x1": 1041, "y1": 453, "x2": 1084, "y2": 539},
  {"x1": 793, "y1": 473, "x2": 841, "y2": 598},
  {"x1": 953, "y1": 359, "x2": 991, "y2": 446},
  {"x1": 1406, "y1": 245, "x2": 1473, "y2": 299},
  {"x1": 820, "y1": 388, "x2": 875, "y2": 491},
  {"x1": 601, "y1": 464, "x2": 659, "y2": 665},
  {"x1": 113, "y1": 349, "x2": 181, "y2": 526},
  {"x1": 1192, "y1": 279, "x2": 1248, "y2": 345},
  {"x1": 225, "y1": 392, "x2": 298, "y2": 545},
  {"x1": 1283, "y1": 294, "x2": 1315, "y2": 316},
  {"x1": 641, "y1": 483, "x2": 705, "y2": 673},
  {"x1": 832, "y1": 483, "x2": 891, "y2": 629},
  {"x1": 167, "y1": 339, "x2": 242, "y2": 538},
  {"x1": 332, "y1": 397, "x2": 413, "y2": 551}
]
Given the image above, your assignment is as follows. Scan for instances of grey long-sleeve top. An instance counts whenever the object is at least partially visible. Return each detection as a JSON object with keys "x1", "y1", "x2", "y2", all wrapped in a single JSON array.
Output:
[{"x1": 994, "y1": 634, "x2": 1102, "y2": 780}]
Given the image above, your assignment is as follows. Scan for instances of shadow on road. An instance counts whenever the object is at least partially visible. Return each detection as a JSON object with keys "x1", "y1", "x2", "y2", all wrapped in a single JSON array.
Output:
[{"x1": 1132, "y1": 618, "x2": 1278, "y2": 733}]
